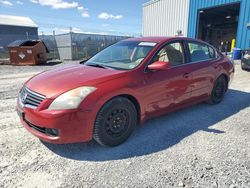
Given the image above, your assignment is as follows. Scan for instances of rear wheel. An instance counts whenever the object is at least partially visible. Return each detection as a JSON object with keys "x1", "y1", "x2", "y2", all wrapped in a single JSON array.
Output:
[
  {"x1": 207, "y1": 76, "x2": 227, "y2": 105},
  {"x1": 93, "y1": 97, "x2": 137, "y2": 147}
]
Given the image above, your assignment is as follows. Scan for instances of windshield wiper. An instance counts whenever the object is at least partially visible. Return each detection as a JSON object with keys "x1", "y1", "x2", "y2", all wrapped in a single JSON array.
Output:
[{"x1": 86, "y1": 63, "x2": 108, "y2": 69}]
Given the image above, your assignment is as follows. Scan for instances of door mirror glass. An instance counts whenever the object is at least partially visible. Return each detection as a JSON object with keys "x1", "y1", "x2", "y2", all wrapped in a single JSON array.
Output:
[{"x1": 148, "y1": 61, "x2": 171, "y2": 71}]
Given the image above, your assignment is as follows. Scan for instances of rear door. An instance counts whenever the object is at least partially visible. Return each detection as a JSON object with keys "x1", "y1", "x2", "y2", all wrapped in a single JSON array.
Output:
[{"x1": 185, "y1": 40, "x2": 218, "y2": 100}]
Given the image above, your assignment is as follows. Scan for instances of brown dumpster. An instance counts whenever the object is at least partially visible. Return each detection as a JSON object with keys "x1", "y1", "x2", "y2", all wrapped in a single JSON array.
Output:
[{"x1": 8, "y1": 40, "x2": 49, "y2": 65}]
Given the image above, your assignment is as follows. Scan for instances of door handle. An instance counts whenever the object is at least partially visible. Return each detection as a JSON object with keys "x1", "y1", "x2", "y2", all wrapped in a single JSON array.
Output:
[{"x1": 183, "y1": 73, "x2": 190, "y2": 78}]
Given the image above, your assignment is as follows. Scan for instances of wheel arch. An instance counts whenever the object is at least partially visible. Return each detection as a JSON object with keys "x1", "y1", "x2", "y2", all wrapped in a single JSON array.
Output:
[
  {"x1": 219, "y1": 73, "x2": 229, "y2": 91},
  {"x1": 110, "y1": 94, "x2": 141, "y2": 124}
]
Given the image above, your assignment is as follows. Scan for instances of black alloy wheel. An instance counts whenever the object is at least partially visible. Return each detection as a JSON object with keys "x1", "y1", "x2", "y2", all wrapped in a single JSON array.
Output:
[
  {"x1": 207, "y1": 76, "x2": 227, "y2": 105},
  {"x1": 93, "y1": 97, "x2": 137, "y2": 147}
]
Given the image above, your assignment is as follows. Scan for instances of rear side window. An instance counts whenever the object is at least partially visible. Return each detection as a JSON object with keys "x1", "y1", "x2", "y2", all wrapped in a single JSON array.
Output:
[{"x1": 188, "y1": 42, "x2": 210, "y2": 62}]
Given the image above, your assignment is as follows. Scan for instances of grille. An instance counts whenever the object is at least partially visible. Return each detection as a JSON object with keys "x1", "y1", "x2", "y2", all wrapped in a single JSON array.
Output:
[{"x1": 19, "y1": 87, "x2": 46, "y2": 108}]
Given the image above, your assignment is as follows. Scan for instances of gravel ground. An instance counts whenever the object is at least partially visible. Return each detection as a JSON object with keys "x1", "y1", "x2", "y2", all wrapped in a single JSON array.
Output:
[{"x1": 0, "y1": 62, "x2": 250, "y2": 188}]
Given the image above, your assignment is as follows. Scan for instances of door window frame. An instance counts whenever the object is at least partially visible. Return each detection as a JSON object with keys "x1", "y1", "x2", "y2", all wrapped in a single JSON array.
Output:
[
  {"x1": 144, "y1": 39, "x2": 188, "y2": 72},
  {"x1": 184, "y1": 40, "x2": 221, "y2": 64}
]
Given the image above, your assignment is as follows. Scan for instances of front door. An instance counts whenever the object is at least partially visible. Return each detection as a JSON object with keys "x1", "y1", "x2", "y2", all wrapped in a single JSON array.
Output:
[{"x1": 143, "y1": 41, "x2": 193, "y2": 116}]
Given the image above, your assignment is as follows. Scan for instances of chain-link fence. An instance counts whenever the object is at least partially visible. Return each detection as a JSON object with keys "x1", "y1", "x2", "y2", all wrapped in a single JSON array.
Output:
[
  {"x1": 71, "y1": 33, "x2": 128, "y2": 60},
  {"x1": 38, "y1": 34, "x2": 59, "y2": 60},
  {"x1": 41, "y1": 32, "x2": 129, "y2": 60},
  {"x1": 0, "y1": 32, "x2": 129, "y2": 61}
]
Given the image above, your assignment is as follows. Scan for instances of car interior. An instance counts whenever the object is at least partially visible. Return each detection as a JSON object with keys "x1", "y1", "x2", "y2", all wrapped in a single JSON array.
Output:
[
  {"x1": 156, "y1": 43, "x2": 184, "y2": 66},
  {"x1": 191, "y1": 50, "x2": 210, "y2": 62}
]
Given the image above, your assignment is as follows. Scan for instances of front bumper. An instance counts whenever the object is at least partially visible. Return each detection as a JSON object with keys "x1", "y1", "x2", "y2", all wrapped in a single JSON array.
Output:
[{"x1": 17, "y1": 98, "x2": 94, "y2": 144}]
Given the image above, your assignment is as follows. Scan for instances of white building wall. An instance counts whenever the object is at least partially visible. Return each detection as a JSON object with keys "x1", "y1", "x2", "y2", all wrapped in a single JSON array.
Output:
[{"x1": 143, "y1": 0, "x2": 190, "y2": 37}]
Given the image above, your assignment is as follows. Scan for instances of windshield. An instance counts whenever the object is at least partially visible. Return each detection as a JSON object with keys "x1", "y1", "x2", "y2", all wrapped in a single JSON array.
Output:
[{"x1": 85, "y1": 41, "x2": 157, "y2": 70}]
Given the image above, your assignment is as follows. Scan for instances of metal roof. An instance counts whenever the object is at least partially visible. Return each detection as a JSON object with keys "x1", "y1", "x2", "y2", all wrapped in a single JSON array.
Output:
[
  {"x1": 0, "y1": 15, "x2": 38, "y2": 28},
  {"x1": 143, "y1": 0, "x2": 160, "y2": 7}
]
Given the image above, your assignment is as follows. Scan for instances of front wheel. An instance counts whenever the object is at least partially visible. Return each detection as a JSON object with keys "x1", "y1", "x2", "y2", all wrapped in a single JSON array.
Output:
[
  {"x1": 207, "y1": 76, "x2": 227, "y2": 105},
  {"x1": 93, "y1": 97, "x2": 137, "y2": 147}
]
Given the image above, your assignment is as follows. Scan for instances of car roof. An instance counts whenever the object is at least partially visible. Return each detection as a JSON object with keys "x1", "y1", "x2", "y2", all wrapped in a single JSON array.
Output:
[{"x1": 124, "y1": 36, "x2": 193, "y2": 43}]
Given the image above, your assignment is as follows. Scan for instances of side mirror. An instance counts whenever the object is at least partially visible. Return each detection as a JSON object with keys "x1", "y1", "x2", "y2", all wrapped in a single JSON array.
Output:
[{"x1": 148, "y1": 61, "x2": 171, "y2": 71}]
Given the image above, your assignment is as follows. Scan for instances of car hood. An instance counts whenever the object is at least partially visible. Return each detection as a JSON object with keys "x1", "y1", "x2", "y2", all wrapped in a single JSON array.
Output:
[{"x1": 26, "y1": 65, "x2": 126, "y2": 98}]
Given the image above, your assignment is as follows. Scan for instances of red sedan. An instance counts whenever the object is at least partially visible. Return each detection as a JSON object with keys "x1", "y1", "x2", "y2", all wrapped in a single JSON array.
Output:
[{"x1": 17, "y1": 37, "x2": 234, "y2": 146}]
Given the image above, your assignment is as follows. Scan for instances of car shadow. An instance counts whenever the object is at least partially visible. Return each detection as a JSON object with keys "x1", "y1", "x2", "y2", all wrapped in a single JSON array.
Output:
[{"x1": 42, "y1": 89, "x2": 250, "y2": 161}]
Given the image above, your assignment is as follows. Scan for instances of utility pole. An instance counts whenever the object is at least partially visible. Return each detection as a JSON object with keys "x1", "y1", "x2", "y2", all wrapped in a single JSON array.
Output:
[{"x1": 26, "y1": 32, "x2": 29, "y2": 39}]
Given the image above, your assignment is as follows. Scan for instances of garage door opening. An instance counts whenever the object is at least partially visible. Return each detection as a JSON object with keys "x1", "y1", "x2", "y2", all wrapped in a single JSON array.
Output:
[{"x1": 197, "y1": 3, "x2": 240, "y2": 52}]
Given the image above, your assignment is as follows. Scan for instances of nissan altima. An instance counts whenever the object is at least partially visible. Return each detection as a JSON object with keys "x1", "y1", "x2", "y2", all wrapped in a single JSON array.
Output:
[{"x1": 17, "y1": 37, "x2": 234, "y2": 146}]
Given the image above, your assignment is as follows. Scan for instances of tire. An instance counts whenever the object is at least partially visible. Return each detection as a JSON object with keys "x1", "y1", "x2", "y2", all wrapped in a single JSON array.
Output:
[
  {"x1": 207, "y1": 76, "x2": 227, "y2": 105},
  {"x1": 93, "y1": 97, "x2": 137, "y2": 147}
]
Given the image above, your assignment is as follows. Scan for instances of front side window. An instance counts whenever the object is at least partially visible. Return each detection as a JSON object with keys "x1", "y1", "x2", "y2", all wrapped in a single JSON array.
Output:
[
  {"x1": 85, "y1": 41, "x2": 156, "y2": 70},
  {"x1": 153, "y1": 42, "x2": 184, "y2": 67},
  {"x1": 188, "y1": 42, "x2": 211, "y2": 62}
]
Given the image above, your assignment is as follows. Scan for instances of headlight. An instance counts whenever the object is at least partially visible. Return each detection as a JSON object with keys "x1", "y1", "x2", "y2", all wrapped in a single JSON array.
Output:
[{"x1": 48, "y1": 86, "x2": 96, "y2": 110}]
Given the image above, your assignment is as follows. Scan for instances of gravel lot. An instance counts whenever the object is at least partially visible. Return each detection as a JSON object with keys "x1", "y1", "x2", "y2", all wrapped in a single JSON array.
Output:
[{"x1": 0, "y1": 62, "x2": 249, "y2": 188}]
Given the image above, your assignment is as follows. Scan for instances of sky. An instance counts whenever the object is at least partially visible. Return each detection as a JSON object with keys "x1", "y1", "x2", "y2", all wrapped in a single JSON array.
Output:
[{"x1": 0, "y1": 0, "x2": 149, "y2": 36}]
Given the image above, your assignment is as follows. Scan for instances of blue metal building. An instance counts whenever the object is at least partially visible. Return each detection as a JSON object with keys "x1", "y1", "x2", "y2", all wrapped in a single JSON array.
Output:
[
  {"x1": 143, "y1": 0, "x2": 250, "y2": 50},
  {"x1": 188, "y1": 0, "x2": 250, "y2": 49}
]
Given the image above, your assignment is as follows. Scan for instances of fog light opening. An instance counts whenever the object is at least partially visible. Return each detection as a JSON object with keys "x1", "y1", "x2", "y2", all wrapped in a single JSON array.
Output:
[{"x1": 45, "y1": 128, "x2": 58, "y2": 136}]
